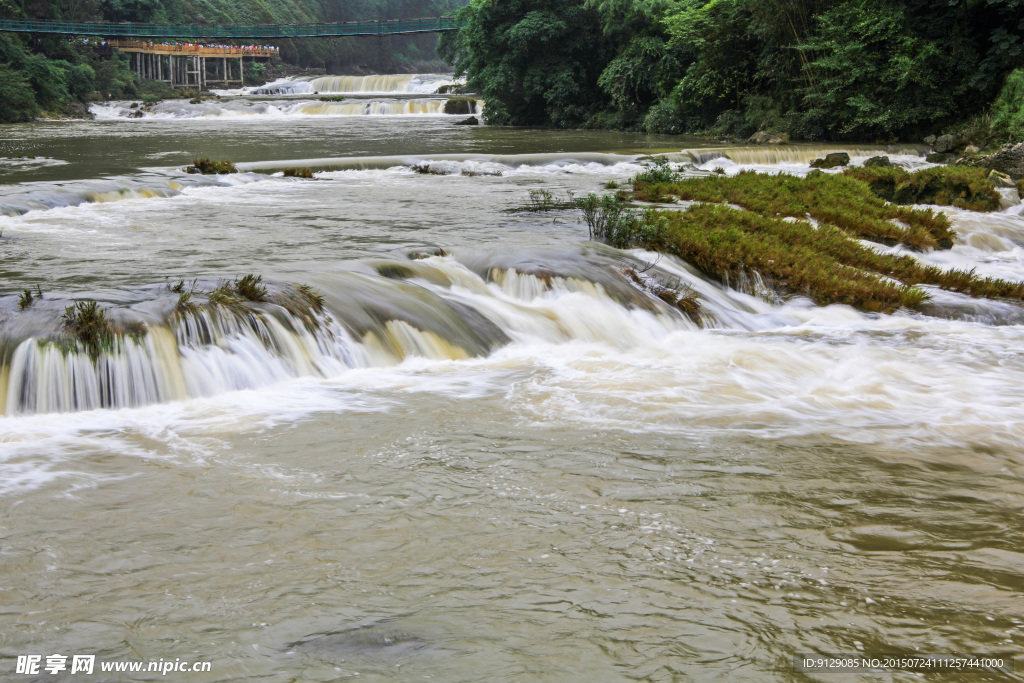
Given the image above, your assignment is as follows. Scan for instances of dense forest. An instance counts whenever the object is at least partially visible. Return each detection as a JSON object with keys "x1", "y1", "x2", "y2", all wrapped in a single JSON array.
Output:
[
  {"x1": 0, "y1": 0, "x2": 465, "y2": 122},
  {"x1": 439, "y1": 0, "x2": 1024, "y2": 143}
]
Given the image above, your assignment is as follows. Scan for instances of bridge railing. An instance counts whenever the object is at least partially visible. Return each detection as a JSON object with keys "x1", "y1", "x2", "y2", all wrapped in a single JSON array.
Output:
[
  {"x1": 0, "y1": 16, "x2": 458, "y2": 38},
  {"x1": 107, "y1": 39, "x2": 278, "y2": 55}
]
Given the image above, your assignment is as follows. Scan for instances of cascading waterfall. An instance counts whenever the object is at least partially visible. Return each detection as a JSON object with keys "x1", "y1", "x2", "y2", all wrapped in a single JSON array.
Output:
[
  {"x1": 680, "y1": 145, "x2": 924, "y2": 166},
  {"x1": 309, "y1": 74, "x2": 450, "y2": 94},
  {"x1": 0, "y1": 253, "x2": 715, "y2": 416},
  {"x1": 90, "y1": 98, "x2": 461, "y2": 119}
]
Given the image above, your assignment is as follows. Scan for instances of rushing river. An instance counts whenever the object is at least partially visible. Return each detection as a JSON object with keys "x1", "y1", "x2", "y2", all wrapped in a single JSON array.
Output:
[{"x1": 1, "y1": 76, "x2": 1023, "y2": 681}]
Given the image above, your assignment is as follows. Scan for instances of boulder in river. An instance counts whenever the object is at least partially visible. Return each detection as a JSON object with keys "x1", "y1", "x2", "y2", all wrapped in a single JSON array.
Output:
[
  {"x1": 988, "y1": 169, "x2": 1017, "y2": 188},
  {"x1": 810, "y1": 152, "x2": 850, "y2": 169},
  {"x1": 748, "y1": 131, "x2": 784, "y2": 145},
  {"x1": 988, "y1": 142, "x2": 1024, "y2": 180},
  {"x1": 863, "y1": 155, "x2": 892, "y2": 168},
  {"x1": 455, "y1": 116, "x2": 479, "y2": 126},
  {"x1": 923, "y1": 134, "x2": 937, "y2": 147},
  {"x1": 933, "y1": 134, "x2": 958, "y2": 153}
]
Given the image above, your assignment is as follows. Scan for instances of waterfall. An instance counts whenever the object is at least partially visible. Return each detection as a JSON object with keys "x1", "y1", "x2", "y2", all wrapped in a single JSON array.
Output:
[{"x1": 0, "y1": 254, "x2": 722, "y2": 416}]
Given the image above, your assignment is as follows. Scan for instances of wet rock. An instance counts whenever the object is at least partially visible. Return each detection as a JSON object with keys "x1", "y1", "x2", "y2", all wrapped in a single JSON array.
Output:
[
  {"x1": 455, "y1": 116, "x2": 479, "y2": 126},
  {"x1": 863, "y1": 155, "x2": 891, "y2": 168},
  {"x1": 988, "y1": 169, "x2": 1016, "y2": 188},
  {"x1": 809, "y1": 152, "x2": 850, "y2": 169},
  {"x1": 923, "y1": 134, "x2": 937, "y2": 147},
  {"x1": 934, "y1": 133, "x2": 958, "y2": 153},
  {"x1": 987, "y1": 141, "x2": 1024, "y2": 180},
  {"x1": 926, "y1": 152, "x2": 956, "y2": 164},
  {"x1": 748, "y1": 131, "x2": 784, "y2": 145}
]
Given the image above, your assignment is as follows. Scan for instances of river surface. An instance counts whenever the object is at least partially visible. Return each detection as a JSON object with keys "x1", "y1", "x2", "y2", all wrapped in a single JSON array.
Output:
[{"x1": 1, "y1": 77, "x2": 1023, "y2": 682}]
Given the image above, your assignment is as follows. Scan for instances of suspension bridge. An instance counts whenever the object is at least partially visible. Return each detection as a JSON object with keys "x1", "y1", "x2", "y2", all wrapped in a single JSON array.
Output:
[
  {"x1": 0, "y1": 16, "x2": 458, "y2": 38},
  {"x1": 0, "y1": 16, "x2": 459, "y2": 88}
]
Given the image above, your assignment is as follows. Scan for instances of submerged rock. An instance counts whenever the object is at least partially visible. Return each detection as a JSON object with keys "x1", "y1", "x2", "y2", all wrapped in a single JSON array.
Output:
[
  {"x1": 810, "y1": 152, "x2": 850, "y2": 169},
  {"x1": 863, "y1": 155, "x2": 892, "y2": 168}
]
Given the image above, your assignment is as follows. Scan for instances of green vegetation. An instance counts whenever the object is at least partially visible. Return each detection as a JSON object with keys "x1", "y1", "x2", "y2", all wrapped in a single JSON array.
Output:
[
  {"x1": 442, "y1": 0, "x2": 1024, "y2": 140},
  {"x1": 443, "y1": 97, "x2": 476, "y2": 115},
  {"x1": 60, "y1": 300, "x2": 145, "y2": 358},
  {"x1": 571, "y1": 168, "x2": 1024, "y2": 313},
  {"x1": 17, "y1": 286, "x2": 42, "y2": 310},
  {"x1": 632, "y1": 169, "x2": 979, "y2": 250},
  {"x1": 234, "y1": 274, "x2": 267, "y2": 301},
  {"x1": 992, "y1": 68, "x2": 1024, "y2": 142},
  {"x1": 411, "y1": 163, "x2": 449, "y2": 175},
  {"x1": 187, "y1": 158, "x2": 238, "y2": 174},
  {"x1": 845, "y1": 166, "x2": 1002, "y2": 212},
  {"x1": 283, "y1": 167, "x2": 315, "y2": 179}
]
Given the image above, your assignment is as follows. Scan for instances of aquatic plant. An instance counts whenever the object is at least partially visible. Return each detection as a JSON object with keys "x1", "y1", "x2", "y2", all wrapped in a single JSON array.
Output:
[
  {"x1": 319, "y1": 95, "x2": 347, "y2": 102},
  {"x1": 174, "y1": 291, "x2": 199, "y2": 315},
  {"x1": 633, "y1": 170, "x2": 956, "y2": 250},
  {"x1": 630, "y1": 157, "x2": 680, "y2": 185},
  {"x1": 621, "y1": 265, "x2": 704, "y2": 324},
  {"x1": 641, "y1": 205, "x2": 930, "y2": 312},
  {"x1": 207, "y1": 282, "x2": 242, "y2": 306},
  {"x1": 283, "y1": 167, "x2": 315, "y2": 179},
  {"x1": 604, "y1": 181, "x2": 621, "y2": 189},
  {"x1": 410, "y1": 164, "x2": 449, "y2": 175},
  {"x1": 295, "y1": 284, "x2": 325, "y2": 312},
  {"x1": 846, "y1": 165, "x2": 1001, "y2": 212},
  {"x1": 573, "y1": 194, "x2": 652, "y2": 248},
  {"x1": 591, "y1": 195, "x2": 1024, "y2": 312},
  {"x1": 60, "y1": 300, "x2": 145, "y2": 358},
  {"x1": 186, "y1": 158, "x2": 238, "y2": 175},
  {"x1": 234, "y1": 274, "x2": 268, "y2": 302},
  {"x1": 18, "y1": 286, "x2": 42, "y2": 310}
]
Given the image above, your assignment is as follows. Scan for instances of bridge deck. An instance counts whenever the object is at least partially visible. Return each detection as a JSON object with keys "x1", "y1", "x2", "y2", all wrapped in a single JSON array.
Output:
[{"x1": 0, "y1": 16, "x2": 457, "y2": 38}]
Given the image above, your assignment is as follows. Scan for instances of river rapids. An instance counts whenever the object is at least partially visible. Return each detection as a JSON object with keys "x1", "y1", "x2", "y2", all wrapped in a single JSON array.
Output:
[{"x1": 1, "y1": 76, "x2": 1023, "y2": 680}]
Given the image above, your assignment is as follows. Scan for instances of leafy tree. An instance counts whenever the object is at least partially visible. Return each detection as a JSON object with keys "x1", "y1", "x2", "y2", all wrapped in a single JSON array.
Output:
[
  {"x1": 0, "y1": 63, "x2": 38, "y2": 121},
  {"x1": 441, "y1": 0, "x2": 613, "y2": 127},
  {"x1": 798, "y1": 0, "x2": 979, "y2": 139}
]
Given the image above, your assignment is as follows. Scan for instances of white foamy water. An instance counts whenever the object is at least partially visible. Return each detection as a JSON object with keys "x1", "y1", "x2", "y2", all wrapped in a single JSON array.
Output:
[{"x1": 90, "y1": 97, "x2": 471, "y2": 120}]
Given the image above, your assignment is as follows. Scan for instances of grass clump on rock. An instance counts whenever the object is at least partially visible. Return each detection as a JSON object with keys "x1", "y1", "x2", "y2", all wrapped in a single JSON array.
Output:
[
  {"x1": 283, "y1": 167, "x2": 315, "y2": 179},
  {"x1": 633, "y1": 169, "x2": 957, "y2": 250},
  {"x1": 186, "y1": 158, "x2": 238, "y2": 175},
  {"x1": 606, "y1": 168, "x2": 1024, "y2": 313},
  {"x1": 845, "y1": 165, "x2": 1002, "y2": 212},
  {"x1": 61, "y1": 300, "x2": 146, "y2": 359},
  {"x1": 443, "y1": 97, "x2": 476, "y2": 115}
]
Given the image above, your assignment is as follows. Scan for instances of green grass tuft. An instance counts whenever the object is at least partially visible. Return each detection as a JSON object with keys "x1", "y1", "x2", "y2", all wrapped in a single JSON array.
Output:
[
  {"x1": 186, "y1": 158, "x2": 238, "y2": 175},
  {"x1": 845, "y1": 165, "x2": 1001, "y2": 212},
  {"x1": 283, "y1": 167, "x2": 315, "y2": 179},
  {"x1": 234, "y1": 274, "x2": 267, "y2": 302},
  {"x1": 60, "y1": 300, "x2": 146, "y2": 359},
  {"x1": 633, "y1": 169, "x2": 956, "y2": 250}
]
